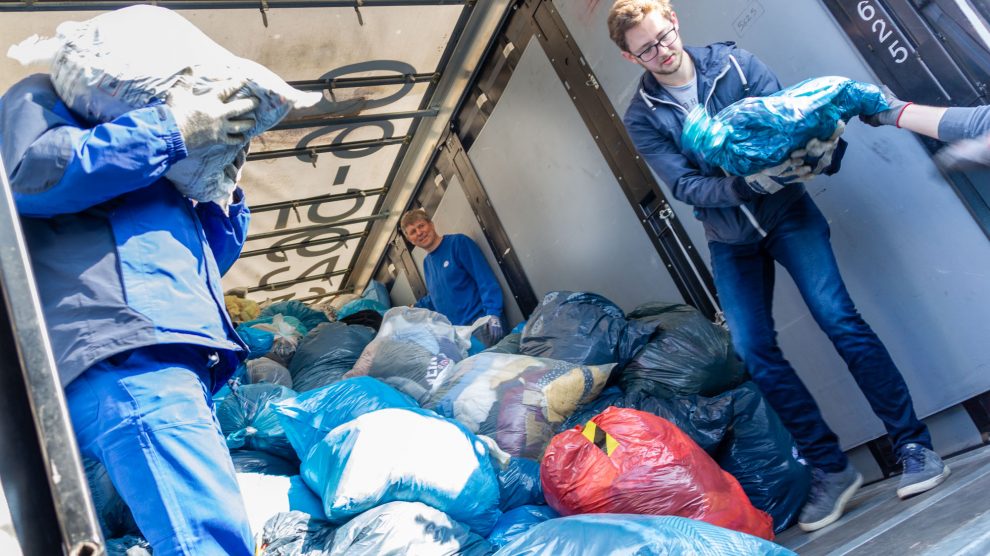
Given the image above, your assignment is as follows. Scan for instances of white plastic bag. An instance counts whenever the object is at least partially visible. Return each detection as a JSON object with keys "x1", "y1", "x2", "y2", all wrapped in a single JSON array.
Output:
[{"x1": 7, "y1": 5, "x2": 322, "y2": 202}]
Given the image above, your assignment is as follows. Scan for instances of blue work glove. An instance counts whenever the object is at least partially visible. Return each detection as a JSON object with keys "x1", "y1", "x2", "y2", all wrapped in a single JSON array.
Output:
[
  {"x1": 934, "y1": 132, "x2": 990, "y2": 172},
  {"x1": 486, "y1": 316, "x2": 505, "y2": 345},
  {"x1": 860, "y1": 85, "x2": 911, "y2": 127}
]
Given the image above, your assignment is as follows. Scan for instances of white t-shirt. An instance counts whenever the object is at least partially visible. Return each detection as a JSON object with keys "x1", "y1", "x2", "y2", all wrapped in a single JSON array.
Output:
[{"x1": 664, "y1": 79, "x2": 700, "y2": 111}]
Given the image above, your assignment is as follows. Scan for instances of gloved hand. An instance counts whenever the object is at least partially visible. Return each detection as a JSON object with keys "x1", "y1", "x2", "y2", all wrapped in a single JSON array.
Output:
[
  {"x1": 933, "y1": 132, "x2": 990, "y2": 172},
  {"x1": 790, "y1": 120, "x2": 845, "y2": 175},
  {"x1": 167, "y1": 78, "x2": 259, "y2": 153},
  {"x1": 744, "y1": 158, "x2": 812, "y2": 194},
  {"x1": 215, "y1": 143, "x2": 250, "y2": 208},
  {"x1": 860, "y1": 85, "x2": 912, "y2": 127},
  {"x1": 486, "y1": 316, "x2": 505, "y2": 345}
]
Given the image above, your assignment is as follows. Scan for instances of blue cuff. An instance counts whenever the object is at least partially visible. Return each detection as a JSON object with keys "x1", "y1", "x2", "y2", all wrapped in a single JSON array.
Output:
[{"x1": 151, "y1": 103, "x2": 188, "y2": 165}]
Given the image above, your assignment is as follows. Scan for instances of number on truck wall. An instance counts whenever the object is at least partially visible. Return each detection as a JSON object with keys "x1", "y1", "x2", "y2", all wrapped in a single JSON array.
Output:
[{"x1": 857, "y1": 0, "x2": 909, "y2": 63}]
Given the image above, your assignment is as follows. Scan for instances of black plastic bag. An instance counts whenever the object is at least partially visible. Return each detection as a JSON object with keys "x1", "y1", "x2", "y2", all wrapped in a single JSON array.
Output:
[
  {"x1": 230, "y1": 449, "x2": 299, "y2": 476},
  {"x1": 339, "y1": 309, "x2": 384, "y2": 332},
  {"x1": 483, "y1": 332, "x2": 521, "y2": 355},
  {"x1": 84, "y1": 458, "x2": 138, "y2": 539},
  {"x1": 259, "y1": 511, "x2": 336, "y2": 556},
  {"x1": 289, "y1": 322, "x2": 375, "y2": 392},
  {"x1": 716, "y1": 382, "x2": 811, "y2": 533},
  {"x1": 521, "y1": 291, "x2": 638, "y2": 365},
  {"x1": 621, "y1": 302, "x2": 747, "y2": 398}
]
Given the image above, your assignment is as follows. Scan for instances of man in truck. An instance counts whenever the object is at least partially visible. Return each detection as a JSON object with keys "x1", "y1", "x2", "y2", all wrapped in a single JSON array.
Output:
[
  {"x1": 608, "y1": 0, "x2": 950, "y2": 533},
  {"x1": 401, "y1": 208, "x2": 505, "y2": 346},
  {"x1": 0, "y1": 74, "x2": 256, "y2": 555}
]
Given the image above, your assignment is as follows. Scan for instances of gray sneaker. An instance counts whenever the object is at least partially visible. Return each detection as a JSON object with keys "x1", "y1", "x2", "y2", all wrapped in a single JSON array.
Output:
[
  {"x1": 798, "y1": 465, "x2": 863, "y2": 532},
  {"x1": 896, "y1": 443, "x2": 950, "y2": 499}
]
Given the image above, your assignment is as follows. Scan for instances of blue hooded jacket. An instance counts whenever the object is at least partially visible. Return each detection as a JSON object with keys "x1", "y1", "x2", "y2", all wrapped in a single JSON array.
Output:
[
  {"x1": 0, "y1": 74, "x2": 248, "y2": 386},
  {"x1": 623, "y1": 42, "x2": 845, "y2": 245}
]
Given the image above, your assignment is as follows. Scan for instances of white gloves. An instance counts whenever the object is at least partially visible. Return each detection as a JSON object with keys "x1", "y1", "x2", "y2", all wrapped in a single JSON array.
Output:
[
  {"x1": 744, "y1": 121, "x2": 845, "y2": 194},
  {"x1": 934, "y1": 132, "x2": 990, "y2": 172},
  {"x1": 166, "y1": 78, "x2": 259, "y2": 153}
]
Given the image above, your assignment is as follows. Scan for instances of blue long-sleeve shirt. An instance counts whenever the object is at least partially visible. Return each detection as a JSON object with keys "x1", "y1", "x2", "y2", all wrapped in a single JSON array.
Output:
[
  {"x1": 938, "y1": 106, "x2": 990, "y2": 141},
  {"x1": 415, "y1": 234, "x2": 503, "y2": 326}
]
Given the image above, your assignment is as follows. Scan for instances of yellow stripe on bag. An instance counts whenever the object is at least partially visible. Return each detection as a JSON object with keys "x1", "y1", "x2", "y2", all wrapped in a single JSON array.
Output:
[{"x1": 582, "y1": 420, "x2": 619, "y2": 456}]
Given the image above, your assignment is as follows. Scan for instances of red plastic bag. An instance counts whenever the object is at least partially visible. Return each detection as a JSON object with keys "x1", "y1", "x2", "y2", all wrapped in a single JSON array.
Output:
[{"x1": 541, "y1": 406, "x2": 774, "y2": 540}]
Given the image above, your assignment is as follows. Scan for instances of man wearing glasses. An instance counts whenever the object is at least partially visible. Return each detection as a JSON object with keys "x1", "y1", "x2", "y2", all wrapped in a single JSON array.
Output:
[{"x1": 609, "y1": 0, "x2": 948, "y2": 533}]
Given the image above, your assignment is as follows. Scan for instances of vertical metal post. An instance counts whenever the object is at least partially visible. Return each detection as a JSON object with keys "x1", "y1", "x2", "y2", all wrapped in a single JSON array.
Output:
[{"x1": 0, "y1": 157, "x2": 103, "y2": 555}]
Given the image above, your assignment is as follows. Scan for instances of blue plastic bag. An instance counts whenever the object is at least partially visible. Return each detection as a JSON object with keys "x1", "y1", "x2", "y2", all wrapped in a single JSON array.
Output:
[
  {"x1": 337, "y1": 298, "x2": 388, "y2": 320},
  {"x1": 300, "y1": 407, "x2": 501, "y2": 535},
  {"x1": 259, "y1": 300, "x2": 329, "y2": 333},
  {"x1": 487, "y1": 505, "x2": 558, "y2": 549},
  {"x1": 496, "y1": 457, "x2": 544, "y2": 511},
  {"x1": 361, "y1": 280, "x2": 392, "y2": 308},
  {"x1": 237, "y1": 324, "x2": 275, "y2": 359},
  {"x1": 682, "y1": 76, "x2": 888, "y2": 176},
  {"x1": 216, "y1": 383, "x2": 298, "y2": 461},
  {"x1": 493, "y1": 515, "x2": 796, "y2": 555},
  {"x1": 331, "y1": 502, "x2": 495, "y2": 556},
  {"x1": 229, "y1": 449, "x2": 299, "y2": 476},
  {"x1": 273, "y1": 376, "x2": 418, "y2": 460}
]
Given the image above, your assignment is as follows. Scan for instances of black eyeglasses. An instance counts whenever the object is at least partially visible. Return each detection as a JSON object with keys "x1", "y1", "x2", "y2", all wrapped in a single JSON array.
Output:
[{"x1": 634, "y1": 27, "x2": 679, "y2": 62}]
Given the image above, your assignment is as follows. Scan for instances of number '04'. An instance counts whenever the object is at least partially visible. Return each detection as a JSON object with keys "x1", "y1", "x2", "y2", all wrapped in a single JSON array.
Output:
[{"x1": 857, "y1": 0, "x2": 909, "y2": 63}]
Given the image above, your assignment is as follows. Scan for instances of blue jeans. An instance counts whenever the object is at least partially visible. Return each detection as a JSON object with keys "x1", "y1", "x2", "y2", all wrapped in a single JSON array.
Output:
[
  {"x1": 65, "y1": 344, "x2": 253, "y2": 556},
  {"x1": 709, "y1": 194, "x2": 930, "y2": 472}
]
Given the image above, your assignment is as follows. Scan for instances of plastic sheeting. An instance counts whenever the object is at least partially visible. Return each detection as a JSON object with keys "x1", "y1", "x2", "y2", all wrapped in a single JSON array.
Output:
[
  {"x1": 520, "y1": 291, "x2": 625, "y2": 365},
  {"x1": 486, "y1": 505, "x2": 558, "y2": 549},
  {"x1": 289, "y1": 323, "x2": 376, "y2": 392},
  {"x1": 428, "y1": 353, "x2": 613, "y2": 459},
  {"x1": 274, "y1": 376, "x2": 418, "y2": 460},
  {"x1": 542, "y1": 406, "x2": 773, "y2": 539},
  {"x1": 236, "y1": 472, "x2": 327, "y2": 536},
  {"x1": 682, "y1": 76, "x2": 888, "y2": 176},
  {"x1": 330, "y1": 501, "x2": 495, "y2": 556},
  {"x1": 217, "y1": 383, "x2": 298, "y2": 461},
  {"x1": 346, "y1": 308, "x2": 471, "y2": 403},
  {"x1": 300, "y1": 408, "x2": 500, "y2": 535},
  {"x1": 259, "y1": 511, "x2": 336, "y2": 556},
  {"x1": 717, "y1": 383, "x2": 811, "y2": 533},
  {"x1": 248, "y1": 357, "x2": 293, "y2": 388},
  {"x1": 622, "y1": 302, "x2": 747, "y2": 398},
  {"x1": 84, "y1": 458, "x2": 138, "y2": 539},
  {"x1": 230, "y1": 449, "x2": 299, "y2": 476},
  {"x1": 493, "y1": 515, "x2": 796, "y2": 556},
  {"x1": 494, "y1": 457, "x2": 544, "y2": 511}
]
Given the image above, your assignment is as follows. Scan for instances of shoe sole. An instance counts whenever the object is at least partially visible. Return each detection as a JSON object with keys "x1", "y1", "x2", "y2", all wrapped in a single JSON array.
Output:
[
  {"x1": 897, "y1": 465, "x2": 951, "y2": 499},
  {"x1": 799, "y1": 472, "x2": 864, "y2": 532}
]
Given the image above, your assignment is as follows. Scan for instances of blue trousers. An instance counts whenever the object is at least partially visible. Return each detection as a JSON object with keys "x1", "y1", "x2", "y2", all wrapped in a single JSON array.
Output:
[
  {"x1": 65, "y1": 344, "x2": 253, "y2": 556},
  {"x1": 709, "y1": 194, "x2": 930, "y2": 472}
]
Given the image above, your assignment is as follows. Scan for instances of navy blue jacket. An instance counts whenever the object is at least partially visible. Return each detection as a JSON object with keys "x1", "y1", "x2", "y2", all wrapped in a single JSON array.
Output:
[
  {"x1": 624, "y1": 42, "x2": 844, "y2": 244},
  {"x1": 0, "y1": 74, "x2": 248, "y2": 386},
  {"x1": 414, "y1": 234, "x2": 504, "y2": 326}
]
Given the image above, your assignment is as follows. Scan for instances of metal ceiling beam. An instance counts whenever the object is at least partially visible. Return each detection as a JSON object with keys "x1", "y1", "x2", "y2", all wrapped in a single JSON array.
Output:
[
  {"x1": 246, "y1": 136, "x2": 407, "y2": 161},
  {"x1": 245, "y1": 212, "x2": 391, "y2": 241},
  {"x1": 246, "y1": 268, "x2": 348, "y2": 293},
  {"x1": 345, "y1": 0, "x2": 517, "y2": 290},
  {"x1": 0, "y1": 1, "x2": 466, "y2": 11},
  {"x1": 250, "y1": 187, "x2": 386, "y2": 213},
  {"x1": 296, "y1": 288, "x2": 354, "y2": 303},
  {"x1": 272, "y1": 109, "x2": 437, "y2": 131},
  {"x1": 288, "y1": 73, "x2": 438, "y2": 91},
  {"x1": 239, "y1": 231, "x2": 366, "y2": 258}
]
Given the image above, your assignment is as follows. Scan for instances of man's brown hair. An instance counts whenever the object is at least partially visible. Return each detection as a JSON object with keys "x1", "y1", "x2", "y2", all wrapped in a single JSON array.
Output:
[
  {"x1": 607, "y1": 0, "x2": 674, "y2": 52},
  {"x1": 400, "y1": 208, "x2": 431, "y2": 232}
]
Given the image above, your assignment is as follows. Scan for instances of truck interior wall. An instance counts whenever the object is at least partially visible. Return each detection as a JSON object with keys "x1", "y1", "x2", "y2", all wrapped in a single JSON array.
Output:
[
  {"x1": 462, "y1": 39, "x2": 686, "y2": 314},
  {"x1": 548, "y1": 0, "x2": 990, "y2": 449},
  {"x1": 408, "y1": 174, "x2": 526, "y2": 327}
]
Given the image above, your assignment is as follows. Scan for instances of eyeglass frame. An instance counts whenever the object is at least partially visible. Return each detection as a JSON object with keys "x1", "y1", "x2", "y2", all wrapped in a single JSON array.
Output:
[{"x1": 633, "y1": 27, "x2": 679, "y2": 62}]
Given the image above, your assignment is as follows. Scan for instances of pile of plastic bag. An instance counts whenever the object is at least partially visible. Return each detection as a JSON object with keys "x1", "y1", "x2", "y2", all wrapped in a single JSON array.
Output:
[
  {"x1": 289, "y1": 323, "x2": 376, "y2": 392},
  {"x1": 217, "y1": 383, "x2": 298, "y2": 462},
  {"x1": 681, "y1": 76, "x2": 888, "y2": 176},
  {"x1": 427, "y1": 352, "x2": 614, "y2": 459}
]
